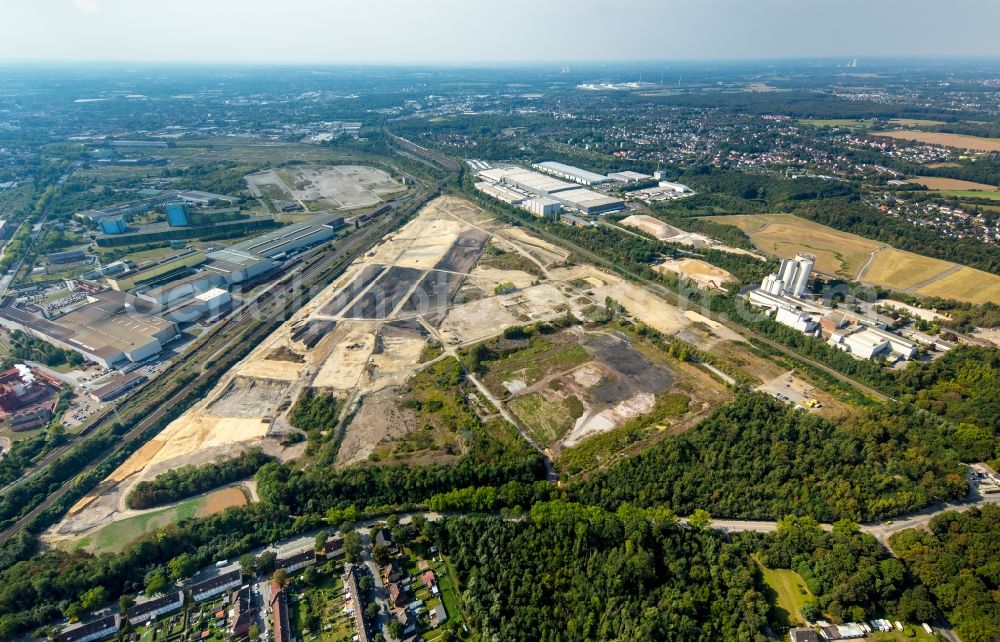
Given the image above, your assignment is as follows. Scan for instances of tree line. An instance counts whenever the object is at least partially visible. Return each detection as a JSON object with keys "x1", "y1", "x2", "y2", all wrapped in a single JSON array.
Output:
[{"x1": 125, "y1": 448, "x2": 272, "y2": 510}]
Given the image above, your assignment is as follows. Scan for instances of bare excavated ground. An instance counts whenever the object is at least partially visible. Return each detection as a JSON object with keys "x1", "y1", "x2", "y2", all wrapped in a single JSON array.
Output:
[
  {"x1": 246, "y1": 165, "x2": 405, "y2": 210},
  {"x1": 50, "y1": 194, "x2": 749, "y2": 544},
  {"x1": 481, "y1": 328, "x2": 687, "y2": 453}
]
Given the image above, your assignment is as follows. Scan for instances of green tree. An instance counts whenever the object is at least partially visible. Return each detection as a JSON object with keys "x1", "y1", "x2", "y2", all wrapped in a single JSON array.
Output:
[
  {"x1": 343, "y1": 531, "x2": 362, "y2": 563},
  {"x1": 372, "y1": 544, "x2": 390, "y2": 566},
  {"x1": 239, "y1": 553, "x2": 258, "y2": 578},
  {"x1": 271, "y1": 568, "x2": 288, "y2": 588},
  {"x1": 257, "y1": 551, "x2": 277, "y2": 575},
  {"x1": 78, "y1": 586, "x2": 106, "y2": 611},
  {"x1": 144, "y1": 569, "x2": 169, "y2": 597},
  {"x1": 167, "y1": 553, "x2": 197, "y2": 582},
  {"x1": 688, "y1": 509, "x2": 712, "y2": 531},
  {"x1": 314, "y1": 530, "x2": 328, "y2": 553},
  {"x1": 63, "y1": 602, "x2": 82, "y2": 622}
]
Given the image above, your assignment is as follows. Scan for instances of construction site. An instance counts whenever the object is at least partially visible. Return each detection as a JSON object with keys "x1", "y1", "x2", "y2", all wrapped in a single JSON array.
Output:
[
  {"x1": 45, "y1": 195, "x2": 774, "y2": 547},
  {"x1": 245, "y1": 165, "x2": 405, "y2": 211}
]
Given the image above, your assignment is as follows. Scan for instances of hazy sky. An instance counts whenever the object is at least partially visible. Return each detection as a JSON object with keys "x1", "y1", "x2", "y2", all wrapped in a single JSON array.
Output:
[{"x1": 2, "y1": 0, "x2": 999, "y2": 64}]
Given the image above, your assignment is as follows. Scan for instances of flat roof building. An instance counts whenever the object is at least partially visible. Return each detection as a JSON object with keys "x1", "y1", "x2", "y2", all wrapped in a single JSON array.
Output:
[
  {"x1": 138, "y1": 271, "x2": 225, "y2": 307},
  {"x1": 203, "y1": 249, "x2": 275, "y2": 285},
  {"x1": 479, "y1": 167, "x2": 577, "y2": 196},
  {"x1": 106, "y1": 250, "x2": 206, "y2": 292},
  {"x1": 523, "y1": 197, "x2": 562, "y2": 218},
  {"x1": 0, "y1": 291, "x2": 178, "y2": 369},
  {"x1": 475, "y1": 181, "x2": 526, "y2": 205},
  {"x1": 533, "y1": 161, "x2": 611, "y2": 186},
  {"x1": 550, "y1": 188, "x2": 625, "y2": 216},
  {"x1": 47, "y1": 249, "x2": 89, "y2": 264},
  {"x1": 90, "y1": 371, "x2": 148, "y2": 402},
  {"x1": 607, "y1": 171, "x2": 652, "y2": 183},
  {"x1": 227, "y1": 212, "x2": 343, "y2": 259}
]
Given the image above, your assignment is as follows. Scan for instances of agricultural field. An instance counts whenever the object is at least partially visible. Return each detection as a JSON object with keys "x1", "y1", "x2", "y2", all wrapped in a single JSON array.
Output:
[
  {"x1": 859, "y1": 249, "x2": 955, "y2": 291},
  {"x1": 907, "y1": 176, "x2": 998, "y2": 191},
  {"x1": 913, "y1": 266, "x2": 1000, "y2": 304},
  {"x1": 711, "y1": 213, "x2": 1000, "y2": 303},
  {"x1": 711, "y1": 214, "x2": 881, "y2": 279},
  {"x1": 889, "y1": 118, "x2": 947, "y2": 127},
  {"x1": 933, "y1": 189, "x2": 1000, "y2": 202},
  {"x1": 871, "y1": 130, "x2": 1000, "y2": 152}
]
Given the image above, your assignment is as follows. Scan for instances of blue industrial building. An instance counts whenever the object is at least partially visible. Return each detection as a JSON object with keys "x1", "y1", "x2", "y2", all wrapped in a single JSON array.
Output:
[
  {"x1": 165, "y1": 203, "x2": 189, "y2": 227},
  {"x1": 100, "y1": 217, "x2": 127, "y2": 235}
]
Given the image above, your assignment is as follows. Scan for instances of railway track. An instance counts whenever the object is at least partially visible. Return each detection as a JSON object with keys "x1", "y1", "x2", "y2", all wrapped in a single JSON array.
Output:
[{"x1": 0, "y1": 182, "x2": 440, "y2": 544}]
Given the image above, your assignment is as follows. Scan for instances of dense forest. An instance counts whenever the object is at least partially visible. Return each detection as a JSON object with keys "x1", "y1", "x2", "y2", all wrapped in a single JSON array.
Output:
[
  {"x1": 889, "y1": 346, "x2": 1000, "y2": 469},
  {"x1": 440, "y1": 503, "x2": 770, "y2": 642},
  {"x1": 571, "y1": 393, "x2": 967, "y2": 522},
  {"x1": 891, "y1": 506, "x2": 1000, "y2": 642},
  {"x1": 125, "y1": 448, "x2": 272, "y2": 510}
]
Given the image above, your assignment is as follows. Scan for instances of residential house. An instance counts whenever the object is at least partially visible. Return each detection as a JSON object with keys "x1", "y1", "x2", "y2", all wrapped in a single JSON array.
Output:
[
  {"x1": 270, "y1": 581, "x2": 291, "y2": 642},
  {"x1": 126, "y1": 591, "x2": 184, "y2": 626},
  {"x1": 276, "y1": 549, "x2": 316, "y2": 574},
  {"x1": 388, "y1": 582, "x2": 409, "y2": 608},
  {"x1": 790, "y1": 628, "x2": 820, "y2": 642},
  {"x1": 228, "y1": 586, "x2": 252, "y2": 640},
  {"x1": 56, "y1": 615, "x2": 120, "y2": 642},
  {"x1": 384, "y1": 559, "x2": 405, "y2": 584},
  {"x1": 188, "y1": 569, "x2": 241, "y2": 602}
]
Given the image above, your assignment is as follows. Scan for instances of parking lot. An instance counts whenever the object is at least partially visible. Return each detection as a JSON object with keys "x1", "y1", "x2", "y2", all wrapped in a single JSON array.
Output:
[{"x1": 756, "y1": 371, "x2": 822, "y2": 411}]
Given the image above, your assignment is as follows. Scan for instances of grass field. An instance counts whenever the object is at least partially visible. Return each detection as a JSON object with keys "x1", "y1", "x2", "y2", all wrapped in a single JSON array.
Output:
[
  {"x1": 709, "y1": 213, "x2": 1000, "y2": 303},
  {"x1": 914, "y1": 265, "x2": 1000, "y2": 304},
  {"x1": 935, "y1": 189, "x2": 1000, "y2": 201},
  {"x1": 908, "y1": 176, "x2": 998, "y2": 191},
  {"x1": 798, "y1": 118, "x2": 874, "y2": 129},
  {"x1": 872, "y1": 130, "x2": 1000, "y2": 152},
  {"x1": 508, "y1": 392, "x2": 583, "y2": 447},
  {"x1": 756, "y1": 560, "x2": 813, "y2": 627},
  {"x1": 889, "y1": 118, "x2": 947, "y2": 127},
  {"x1": 73, "y1": 496, "x2": 202, "y2": 553},
  {"x1": 71, "y1": 486, "x2": 248, "y2": 554},
  {"x1": 861, "y1": 249, "x2": 956, "y2": 291},
  {"x1": 710, "y1": 214, "x2": 880, "y2": 278}
]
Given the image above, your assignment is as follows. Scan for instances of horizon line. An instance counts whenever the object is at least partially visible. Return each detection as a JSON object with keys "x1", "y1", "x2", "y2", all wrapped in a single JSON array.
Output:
[{"x1": 2, "y1": 54, "x2": 1000, "y2": 68}]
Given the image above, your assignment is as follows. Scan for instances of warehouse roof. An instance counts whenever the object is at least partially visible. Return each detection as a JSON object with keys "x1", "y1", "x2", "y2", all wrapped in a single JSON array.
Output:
[
  {"x1": 226, "y1": 212, "x2": 343, "y2": 258},
  {"x1": 534, "y1": 161, "x2": 610, "y2": 184}
]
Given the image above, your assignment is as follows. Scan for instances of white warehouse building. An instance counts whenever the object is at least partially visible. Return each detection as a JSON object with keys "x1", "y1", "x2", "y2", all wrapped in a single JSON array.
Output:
[
  {"x1": 533, "y1": 161, "x2": 611, "y2": 186},
  {"x1": 523, "y1": 197, "x2": 562, "y2": 218}
]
